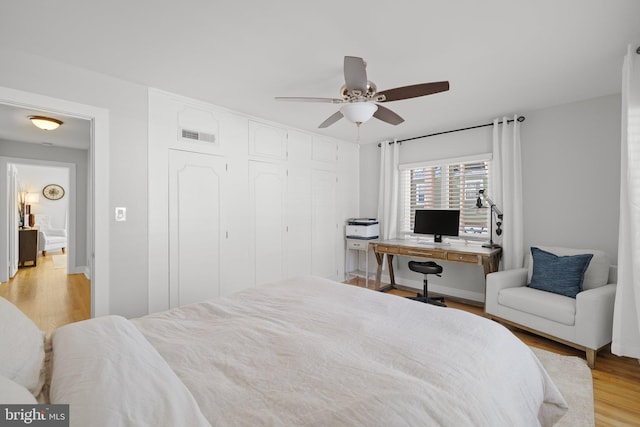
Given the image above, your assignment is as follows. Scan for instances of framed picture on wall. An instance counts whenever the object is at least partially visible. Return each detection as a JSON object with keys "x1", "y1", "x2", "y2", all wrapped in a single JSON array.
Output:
[{"x1": 43, "y1": 184, "x2": 65, "y2": 200}]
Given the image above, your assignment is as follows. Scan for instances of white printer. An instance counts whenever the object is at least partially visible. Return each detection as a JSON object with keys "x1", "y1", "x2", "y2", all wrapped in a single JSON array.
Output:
[{"x1": 346, "y1": 218, "x2": 379, "y2": 240}]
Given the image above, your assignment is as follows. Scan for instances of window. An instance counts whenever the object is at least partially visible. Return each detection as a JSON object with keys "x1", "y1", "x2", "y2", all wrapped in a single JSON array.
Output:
[{"x1": 399, "y1": 157, "x2": 490, "y2": 238}]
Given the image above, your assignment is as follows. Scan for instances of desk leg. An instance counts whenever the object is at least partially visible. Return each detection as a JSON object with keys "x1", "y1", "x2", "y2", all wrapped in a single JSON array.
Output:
[
  {"x1": 482, "y1": 253, "x2": 500, "y2": 277},
  {"x1": 386, "y1": 254, "x2": 395, "y2": 287},
  {"x1": 374, "y1": 251, "x2": 384, "y2": 290},
  {"x1": 365, "y1": 248, "x2": 369, "y2": 289},
  {"x1": 374, "y1": 253, "x2": 396, "y2": 292},
  {"x1": 482, "y1": 258, "x2": 491, "y2": 277}
]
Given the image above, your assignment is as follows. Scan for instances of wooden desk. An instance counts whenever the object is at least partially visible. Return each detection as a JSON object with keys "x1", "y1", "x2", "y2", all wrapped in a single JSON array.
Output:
[{"x1": 370, "y1": 239, "x2": 501, "y2": 292}]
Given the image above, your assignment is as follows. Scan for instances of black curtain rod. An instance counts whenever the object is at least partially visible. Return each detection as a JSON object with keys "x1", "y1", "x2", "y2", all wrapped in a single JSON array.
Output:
[{"x1": 378, "y1": 116, "x2": 525, "y2": 146}]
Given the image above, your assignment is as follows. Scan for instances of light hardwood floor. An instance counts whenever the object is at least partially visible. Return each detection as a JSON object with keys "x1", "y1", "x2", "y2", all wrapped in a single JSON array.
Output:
[
  {"x1": 0, "y1": 253, "x2": 90, "y2": 336},
  {"x1": 347, "y1": 278, "x2": 640, "y2": 427},
  {"x1": 2, "y1": 264, "x2": 638, "y2": 426}
]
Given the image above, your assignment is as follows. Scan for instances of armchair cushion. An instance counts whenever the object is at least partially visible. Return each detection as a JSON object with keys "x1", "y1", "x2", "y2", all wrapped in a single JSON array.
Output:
[
  {"x1": 499, "y1": 286, "x2": 576, "y2": 326},
  {"x1": 528, "y1": 247, "x2": 593, "y2": 298}
]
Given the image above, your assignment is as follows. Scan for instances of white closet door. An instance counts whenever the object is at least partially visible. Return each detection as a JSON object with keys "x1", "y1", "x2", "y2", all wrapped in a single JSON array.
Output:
[
  {"x1": 249, "y1": 161, "x2": 287, "y2": 285},
  {"x1": 169, "y1": 149, "x2": 226, "y2": 307},
  {"x1": 287, "y1": 167, "x2": 312, "y2": 277},
  {"x1": 311, "y1": 170, "x2": 337, "y2": 279}
]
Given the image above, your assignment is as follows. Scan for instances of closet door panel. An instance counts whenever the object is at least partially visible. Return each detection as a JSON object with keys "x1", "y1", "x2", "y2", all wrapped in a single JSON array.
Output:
[
  {"x1": 287, "y1": 131, "x2": 313, "y2": 277},
  {"x1": 311, "y1": 170, "x2": 337, "y2": 279},
  {"x1": 312, "y1": 137, "x2": 337, "y2": 164},
  {"x1": 169, "y1": 150, "x2": 226, "y2": 307},
  {"x1": 249, "y1": 121, "x2": 287, "y2": 160},
  {"x1": 249, "y1": 161, "x2": 287, "y2": 285},
  {"x1": 287, "y1": 167, "x2": 312, "y2": 277}
]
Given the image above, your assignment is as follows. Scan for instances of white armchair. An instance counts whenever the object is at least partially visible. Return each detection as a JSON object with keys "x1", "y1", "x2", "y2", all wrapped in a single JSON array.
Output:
[
  {"x1": 34, "y1": 215, "x2": 67, "y2": 256},
  {"x1": 485, "y1": 246, "x2": 616, "y2": 368}
]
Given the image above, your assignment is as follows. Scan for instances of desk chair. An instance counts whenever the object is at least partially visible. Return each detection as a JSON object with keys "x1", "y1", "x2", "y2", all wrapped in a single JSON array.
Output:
[{"x1": 408, "y1": 260, "x2": 446, "y2": 307}]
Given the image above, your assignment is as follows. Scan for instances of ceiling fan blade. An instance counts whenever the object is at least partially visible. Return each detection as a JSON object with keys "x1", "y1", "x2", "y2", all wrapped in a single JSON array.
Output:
[
  {"x1": 318, "y1": 111, "x2": 344, "y2": 128},
  {"x1": 275, "y1": 96, "x2": 343, "y2": 103},
  {"x1": 377, "y1": 81, "x2": 450, "y2": 102},
  {"x1": 373, "y1": 104, "x2": 404, "y2": 126},
  {"x1": 343, "y1": 56, "x2": 368, "y2": 92}
]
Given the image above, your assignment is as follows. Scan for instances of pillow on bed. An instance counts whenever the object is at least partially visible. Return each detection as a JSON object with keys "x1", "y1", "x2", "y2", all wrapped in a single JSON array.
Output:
[
  {"x1": 0, "y1": 297, "x2": 45, "y2": 395},
  {"x1": 528, "y1": 247, "x2": 593, "y2": 298},
  {"x1": 0, "y1": 374, "x2": 38, "y2": 404}
]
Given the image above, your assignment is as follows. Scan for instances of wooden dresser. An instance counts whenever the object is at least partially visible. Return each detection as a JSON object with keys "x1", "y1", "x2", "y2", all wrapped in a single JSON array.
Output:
[{"x1": 18, "y1": 228, "x2": 39, "y2": 267}]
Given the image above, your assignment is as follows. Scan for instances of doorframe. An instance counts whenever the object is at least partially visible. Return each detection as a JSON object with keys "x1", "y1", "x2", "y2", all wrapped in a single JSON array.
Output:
[{"x1": 0, "y1": 86, "x2": 110, "y2": 317}]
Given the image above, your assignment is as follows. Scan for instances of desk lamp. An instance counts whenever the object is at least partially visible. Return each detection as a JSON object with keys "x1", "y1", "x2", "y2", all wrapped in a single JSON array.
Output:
[{"x1": 476, "y1": 189, "x2": 503, "y2": 249}]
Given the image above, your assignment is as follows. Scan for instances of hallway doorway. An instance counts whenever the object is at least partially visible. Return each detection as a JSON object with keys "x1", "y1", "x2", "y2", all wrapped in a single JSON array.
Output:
[{"x1": 0, "y1": 85, "x2": 110, "y2": 317}]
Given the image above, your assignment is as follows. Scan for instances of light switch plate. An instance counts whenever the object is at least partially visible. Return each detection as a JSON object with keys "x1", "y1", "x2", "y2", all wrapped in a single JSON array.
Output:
[{"x1": 115, "y1": 207, "x2": 126, "y2": 222}]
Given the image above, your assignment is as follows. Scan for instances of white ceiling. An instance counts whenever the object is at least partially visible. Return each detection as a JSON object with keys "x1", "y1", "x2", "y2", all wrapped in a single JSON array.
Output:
[
  {"x1": 1, "y1": 0, "x2": 639, "y2": 145},
  {"x1": 0, "y1": 104, "x2": 91, "y2": 150}
]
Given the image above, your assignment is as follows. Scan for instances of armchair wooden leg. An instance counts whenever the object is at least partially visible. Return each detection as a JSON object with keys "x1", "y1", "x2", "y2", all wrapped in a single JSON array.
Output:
[
  {"x1": 586, "y1": 348, "x2": 596, "y2": 369},
  {"x1": 62, "y1": 247, "x2": 66, "y2": 254},
  {"x1": 42, "y1": 250, "x2": 47, "y2": 257}
]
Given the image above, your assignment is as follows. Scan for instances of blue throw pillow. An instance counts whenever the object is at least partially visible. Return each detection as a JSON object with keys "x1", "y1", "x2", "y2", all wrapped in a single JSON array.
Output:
[{"x1": 529, "y1": 247, "x2": 593, "y2": 298}]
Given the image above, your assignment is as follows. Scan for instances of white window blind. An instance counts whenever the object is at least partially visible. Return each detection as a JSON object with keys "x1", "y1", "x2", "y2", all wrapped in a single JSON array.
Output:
[{"x1": 399, "y1": 159, "x2": 490, "y2": 238}]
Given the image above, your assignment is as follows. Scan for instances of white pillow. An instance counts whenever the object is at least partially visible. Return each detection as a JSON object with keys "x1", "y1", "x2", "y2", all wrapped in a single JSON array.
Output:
[
  {"x1": 0, "y1": 374, "x2": 37, "y2": 404},
  {"x1": 0, "y1": 297, "x2": 45, "y2": 395},
  {"x1": 527, "y1": 246, "x2": 610, "y2": 290}
]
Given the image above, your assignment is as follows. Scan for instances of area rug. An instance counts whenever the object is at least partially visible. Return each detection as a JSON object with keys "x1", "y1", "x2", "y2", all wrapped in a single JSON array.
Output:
[
  {"x1": 531, "y1": 347, "x2": 594, "y2": 427},
  {"x1": 52, "y1": 254, "x2": 66, "y2": 269}
]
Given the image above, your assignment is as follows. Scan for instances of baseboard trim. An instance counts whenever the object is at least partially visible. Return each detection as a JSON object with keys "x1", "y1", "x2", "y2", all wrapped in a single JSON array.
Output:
[{"x1": 68, "y1": 265, "x2": 90, "y2": 279}]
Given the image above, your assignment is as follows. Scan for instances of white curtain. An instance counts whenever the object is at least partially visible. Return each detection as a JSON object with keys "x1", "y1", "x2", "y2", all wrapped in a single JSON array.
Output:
[
  {"x1": 612, "y1": 44, "x2": 640, "y2": 359},
  {"x1": 377, "y1": 139, "x2": 399, "y2": 240},
  {"x1": 491, "y1": 116, "x2": 524, "y2": 269}
]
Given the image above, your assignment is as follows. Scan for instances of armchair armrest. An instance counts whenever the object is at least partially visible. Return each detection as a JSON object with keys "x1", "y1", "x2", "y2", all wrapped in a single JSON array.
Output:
[
  {"x1": 485, "y1": 268, "x2": 528, "y2": 315},
  {"x1": 486, "y1": 268, "x2": 528, "y2": 291},
  {"x1": 575, "y1": 283, "x2": 617, "y2": 349}
]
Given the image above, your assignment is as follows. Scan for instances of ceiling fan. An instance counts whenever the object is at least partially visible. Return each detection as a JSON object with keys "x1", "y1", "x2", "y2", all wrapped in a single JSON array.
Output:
[{"x1": 275, "y1": 56, "x2": 449, "y2": 128}]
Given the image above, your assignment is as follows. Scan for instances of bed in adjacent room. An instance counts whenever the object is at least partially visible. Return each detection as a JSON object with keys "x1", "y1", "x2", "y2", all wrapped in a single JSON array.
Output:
[{"x1": 3, "y1": 276, "x2": 568, "y2": 426}]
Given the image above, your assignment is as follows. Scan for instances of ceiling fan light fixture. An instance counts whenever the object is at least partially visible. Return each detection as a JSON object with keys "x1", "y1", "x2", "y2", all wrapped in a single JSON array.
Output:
[
  {"x1": 29, "y1": 116, "x2": 63, "y2": 131},
  {"x1": 340, "y1": 102, "x2": 378, "y2": 125}
]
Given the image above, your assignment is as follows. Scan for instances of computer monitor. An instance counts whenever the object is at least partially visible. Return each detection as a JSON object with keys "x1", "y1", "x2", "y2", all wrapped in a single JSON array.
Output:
[{"x1": 413, "y1": 209, "x2": 460, "y2": 243}]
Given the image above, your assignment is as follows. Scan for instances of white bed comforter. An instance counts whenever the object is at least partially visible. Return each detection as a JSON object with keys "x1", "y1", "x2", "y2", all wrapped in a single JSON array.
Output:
[
  {"x1": 50, "y1": 315, "x2": 211, "y2": 427},
  {"x1": 51, "y1": 276, "x2": 567, "y2": 426}
]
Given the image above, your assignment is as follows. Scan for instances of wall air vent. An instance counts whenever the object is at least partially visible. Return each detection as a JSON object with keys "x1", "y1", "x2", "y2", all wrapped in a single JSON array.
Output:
[
  {"x1": 180, "y1": 128, "x2": 216, "y2": 144},
  {"x1": 176, "y1": 106, "x2": 221, "y2": 152}
]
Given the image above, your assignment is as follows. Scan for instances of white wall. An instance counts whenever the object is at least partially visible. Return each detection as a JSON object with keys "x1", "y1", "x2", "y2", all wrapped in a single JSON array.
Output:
[
  {"x1": 520, "y1": 94, "x2": 621, "y2": 260},
  {"x1": 0, "y1": 47, "x2": 148, "y2": 317},
  {"x1": 359, "y1": 94, "x2": 621, "y2": 301}
]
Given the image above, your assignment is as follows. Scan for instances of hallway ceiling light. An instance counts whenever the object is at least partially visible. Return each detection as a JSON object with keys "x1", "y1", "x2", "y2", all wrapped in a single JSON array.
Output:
[{"x1": 29, "y1": 116, "x2": 63, "y2": 131}]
